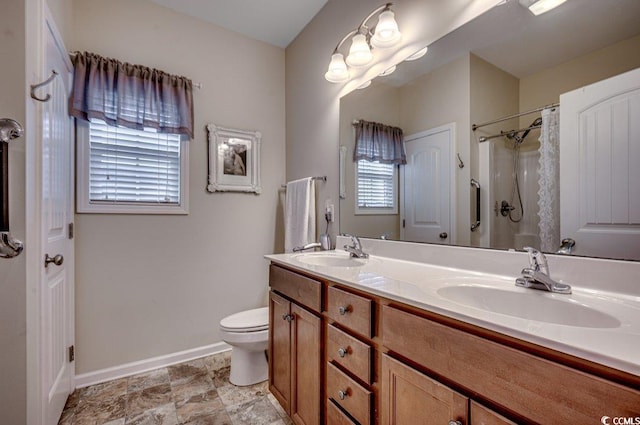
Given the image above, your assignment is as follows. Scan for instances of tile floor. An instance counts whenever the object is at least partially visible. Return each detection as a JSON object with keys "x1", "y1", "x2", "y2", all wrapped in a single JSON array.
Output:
[{"x1": 58, "y1": 351, "x2": 292, "y2": 425}]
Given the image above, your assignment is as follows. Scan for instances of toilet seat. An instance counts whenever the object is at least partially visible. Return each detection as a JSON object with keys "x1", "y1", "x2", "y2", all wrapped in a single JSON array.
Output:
[{"x1": 220, "y1": 307, "x2": 268, "y2": 333}]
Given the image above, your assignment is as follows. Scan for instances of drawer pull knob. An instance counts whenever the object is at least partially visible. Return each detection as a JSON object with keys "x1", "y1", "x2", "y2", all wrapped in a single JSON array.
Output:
[
  {"x1": 338, "y1": 305, "x2": 351, "y2": 315},
  {"x1": 448, "y1": 421, "x2": 462, "y2": 425},
  {"x1": 337, "y1": 347, "x2": 348, "y2": 358},
  {"x1": 282, "y1": 314, "x2": 294, "y2": 323},
  {"x1": 338, "y1": 389, "x2": 349, "y2": 400}
]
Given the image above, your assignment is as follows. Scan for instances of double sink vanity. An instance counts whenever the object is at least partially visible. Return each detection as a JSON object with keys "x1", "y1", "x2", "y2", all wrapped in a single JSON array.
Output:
[{"x1": 265, "y1": 237, "x2": 640, "y2": 424}]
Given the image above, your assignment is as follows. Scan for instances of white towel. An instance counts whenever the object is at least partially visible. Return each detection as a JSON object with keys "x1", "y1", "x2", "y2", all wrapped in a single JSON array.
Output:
[{"x1": 284, "y1": 177, "x2": 316, "y2": 253}]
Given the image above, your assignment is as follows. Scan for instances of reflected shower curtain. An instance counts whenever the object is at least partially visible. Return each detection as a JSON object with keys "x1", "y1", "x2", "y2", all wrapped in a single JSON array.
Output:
[{"x1": 537, "y1": 107, "x2": 560, "y2": 252}]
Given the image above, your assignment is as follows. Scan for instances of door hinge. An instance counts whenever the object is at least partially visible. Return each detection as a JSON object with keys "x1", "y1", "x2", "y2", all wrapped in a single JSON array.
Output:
[
  {"x1": 68, "y1": 345, "x2": 75, "y2": 362},
  {"x1": 402, "y1": 219, "x2": 405, "y2": 228},
  {"x1": 68, "y1": 223, "x2": 74, "y2": 239}
]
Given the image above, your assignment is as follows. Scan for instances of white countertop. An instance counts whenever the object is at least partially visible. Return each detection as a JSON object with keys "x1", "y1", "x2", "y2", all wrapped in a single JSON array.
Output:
[{"x1": 265, "y1": 250, "x2": 640, "y2": 377}]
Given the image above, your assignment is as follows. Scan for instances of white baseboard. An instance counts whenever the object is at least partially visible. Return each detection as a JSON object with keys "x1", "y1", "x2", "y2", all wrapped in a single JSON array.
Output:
[{"x1": 74, "y1": 342, "x2": 232, "y2": 389}]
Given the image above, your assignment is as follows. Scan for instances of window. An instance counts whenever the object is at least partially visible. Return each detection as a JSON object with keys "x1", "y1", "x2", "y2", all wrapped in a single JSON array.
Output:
[
  {"x1": 76, "y1": 119, "x2": 189, "y2": 214},
  {"x1": 355, "y1": 159, "x2": 398, "y2": 214}
]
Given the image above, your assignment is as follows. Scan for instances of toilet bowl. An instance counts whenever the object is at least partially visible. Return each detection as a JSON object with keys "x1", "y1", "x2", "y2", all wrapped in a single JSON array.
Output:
[{"x1": 219, "y1": 307, "x2": 269, "y2": 386}]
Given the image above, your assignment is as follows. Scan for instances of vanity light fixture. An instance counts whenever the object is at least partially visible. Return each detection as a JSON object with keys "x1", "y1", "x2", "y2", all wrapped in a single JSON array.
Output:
[
  {"x1": 357, "y1": 80, "x2": 372, "y2": 90},
  {"x1": 379, "y1": 65, "x2": 396, "y2": 77},
  {"x1": 518, "y1": 0, "x2": 567, "y2": 15},
  {"x1": 325, "y1": 3, "x2": 402, "y2": 83}
]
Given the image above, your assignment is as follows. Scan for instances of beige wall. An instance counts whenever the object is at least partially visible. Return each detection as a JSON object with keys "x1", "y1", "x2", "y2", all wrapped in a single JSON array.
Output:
[
  {"x1": 339, "y1": 83, "x2": 401, "y2": 240},
  {"x1": 285, "y1": 0, "x2": 497, "y2": 243},
  {"x1": 0, "y1": 1, "x2": 27, "y2": 422},
  {"x1": 71, "y1": 0, "x2": 285, "y2": 374}
]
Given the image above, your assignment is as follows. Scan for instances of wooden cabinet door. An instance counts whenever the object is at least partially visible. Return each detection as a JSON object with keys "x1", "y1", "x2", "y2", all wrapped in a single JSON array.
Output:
[
  {"x1": 381, "y1": 354, "x2": 468, "y2": 425},
  {"x1": 470, "y1": 401, "x2": 516, "y2": 425},
  {"x1": 291, "y1": 303, "x2": 322, "y2": 425},
  {"x1": 269, "y1": 291, "x2": 292, "y2": 414}
]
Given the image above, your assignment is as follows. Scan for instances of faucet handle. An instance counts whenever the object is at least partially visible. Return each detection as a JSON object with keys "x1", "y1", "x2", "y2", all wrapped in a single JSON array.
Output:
[{"x1": 523, "y1": 247, "x2": 548, "y2": 274}]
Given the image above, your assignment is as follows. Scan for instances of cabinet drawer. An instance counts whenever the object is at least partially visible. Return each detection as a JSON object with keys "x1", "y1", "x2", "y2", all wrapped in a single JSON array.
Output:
[
  {"x1": 327, "y1": 324, "x2": 372, "y2": 384},
  {"x1": 326, "y1": 400, "x2": 357, "y2": 425},
  {"x1": 471, "y1": 401, "x2": 516, "y2": 425},
  {"x1": 327, "y1": 286, "x2": 372, "y2": 338},
  {"x1": 327, "y1": 362, "x2": 371, "y2": 425},
  {"x1": 269, "y1": 264, "x2": 321, "y2": 312},
  {"x1": 381, "y1": 305, "x2": 640, "y2": 424}
]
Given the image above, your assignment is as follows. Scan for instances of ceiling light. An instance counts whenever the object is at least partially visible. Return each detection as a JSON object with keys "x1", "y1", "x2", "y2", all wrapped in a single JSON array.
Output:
[
  {"x1": 518, "y1": 0, "x2": 567, "y2": 15},
  {"x1": 404, "y1": 46, "x2": 428, "y2": 61},
  {"x1": 357, "y1": 80, "x2": 372, "y2": 90},
  {"x1": 324, "y1": 53, "x2": 350, "y2": 83},
  {"x1": 325, "y1": 3, "x2": 402, "y2": 84}
]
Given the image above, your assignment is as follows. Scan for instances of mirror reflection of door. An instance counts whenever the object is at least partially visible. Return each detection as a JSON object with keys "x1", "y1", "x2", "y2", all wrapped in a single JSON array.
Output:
[
  {"x1": 560, "y1": 67, "x2": 640, "y2": 260},
  {"x1": 401, "y1": 124, "x2": 454, "y2": 244}
]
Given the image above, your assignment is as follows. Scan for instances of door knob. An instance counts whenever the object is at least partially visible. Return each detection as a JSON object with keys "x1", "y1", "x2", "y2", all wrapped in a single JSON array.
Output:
[
  {"x1": 439, "y1": 232, "x2": 448, "y2": 239},
  {"x1": 45, "y1": 253, "x2": 64, "y2": 268}
]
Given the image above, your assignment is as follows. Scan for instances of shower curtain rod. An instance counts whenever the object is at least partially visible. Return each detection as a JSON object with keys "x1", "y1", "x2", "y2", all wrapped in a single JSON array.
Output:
[
  {"x1": 472, "y1": 103, "x2": 559, "y2": 131},
  {"x1": 478, "y1": 123, "x2": 542, "y2": 143}
]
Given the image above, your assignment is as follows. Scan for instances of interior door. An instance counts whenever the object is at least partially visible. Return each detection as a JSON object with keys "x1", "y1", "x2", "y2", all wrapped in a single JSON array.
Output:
[
  {"x1": 560, "y1": 67, "x2": 640, "y2": 260},
  {"x1": 401, "y1": 124, "x2": 453, "y2": 244},
  {"x1": 40, "y1": 12, "x2": 75, "y2": 424}
]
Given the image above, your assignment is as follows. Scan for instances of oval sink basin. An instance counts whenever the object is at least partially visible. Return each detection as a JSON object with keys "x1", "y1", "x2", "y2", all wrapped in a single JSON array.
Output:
[
  {"x1": 294, "y1": 252, "x2": 367, "y2": 268},
  {"x1": 437, "y1": 285, "x2": 621, "y2": 328}
]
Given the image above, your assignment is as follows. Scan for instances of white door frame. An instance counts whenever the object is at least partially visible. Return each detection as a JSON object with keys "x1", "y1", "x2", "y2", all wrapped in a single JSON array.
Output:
[
  {"x1": 26, "y1": 2, "x2": 75, "y2": 424},
  {"x1": 400, "y1": 123, "x2": 457, "y2": 243}
]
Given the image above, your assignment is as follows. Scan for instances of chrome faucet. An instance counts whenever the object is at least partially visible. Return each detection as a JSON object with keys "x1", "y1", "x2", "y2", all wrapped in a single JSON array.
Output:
[
  {"x1": 343, "y1": 234, "x2": 369, "y2": 259},
  {"x1": 515, "y1": 247, "x2": 571, "y2": 294},
  {"x1": 293, "y1": 242, "x2": 322, "y2": 252}
]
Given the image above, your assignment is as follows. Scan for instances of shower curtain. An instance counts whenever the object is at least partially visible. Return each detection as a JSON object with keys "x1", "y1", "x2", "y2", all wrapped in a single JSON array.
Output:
[{"x1": 537, "y1": 107, "x2": 560, "y2": 252}]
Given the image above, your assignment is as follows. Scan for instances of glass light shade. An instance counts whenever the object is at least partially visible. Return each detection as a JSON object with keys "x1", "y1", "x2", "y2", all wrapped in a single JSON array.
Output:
[
  {"x1": 346, "y1": 33, "x2": 373, "y2": 67},
  {"x1": 519, "y1": 0, "x2": 567, "y2": 15},
  {"x1": 379, "y1": 65, "x2": 396, "y2": 77},
  {"x1": 405, "y1": 46, "x2": 428, "y2": 61},
  {"x1": 325, "y1": 53, "x2": 350, "y2": 83},
  {"x1": 357, "y1": 80, "x2": 371, "y2": 90},
  {"x1": 371, "y1": 10, "x2": 401, "y2": 48}
]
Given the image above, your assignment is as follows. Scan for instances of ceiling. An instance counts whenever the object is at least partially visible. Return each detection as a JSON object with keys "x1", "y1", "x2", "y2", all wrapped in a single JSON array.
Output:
[{"x1": 148, "y1": 0, "x2": 328, "y2": 48}]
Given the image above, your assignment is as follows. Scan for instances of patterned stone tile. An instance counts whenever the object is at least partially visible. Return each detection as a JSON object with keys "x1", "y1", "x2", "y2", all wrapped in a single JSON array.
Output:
[
  {"x1": 104, "y1": 419, "x2": 126, "y2": 425},
  {"x1": 128, "y1": 368, "x2": 170, "y2": 393},
  {"x1": 125, "y1": 402, "x2": 178, "y2": 425},
  {"x1": 167, "y1": 359, "x2": 208, "y2": 382},
  {"x1": 203, "y1": 351, "x2": 231, "y2": 373},
  {"x1": 175, "y1": 388, "x2": 225, "y2": 424},
  {"x1": 171, "y1": 372, "x2": 215, "y2": 403},
  {"x1": 210, "y1": 366, "x2": 231, "y2": 389},
  {"x1": 73, "y1": 394, "x2": 127, "y2": 424},
  {"x1": 216, "y1": 381, "x2": 268, "y2": 407},
  {"x1": 226, "y1": 398, "x2": 281, "y2": 425},
  {"x1": 80, "y1": 378, "x2": 128, "y2": 403},
  {"x1": 64, "y1": 389, "x2": 82, "y2": 410},
  {"x1": 126, "y1": 383, "x2": 172, "y2": 416},
  {"x1": 181, "y1": 410, "x2": 233, "y2": 425},
  {"x1": 266, "y1": 393, "x2": 292, "y2": 424}
]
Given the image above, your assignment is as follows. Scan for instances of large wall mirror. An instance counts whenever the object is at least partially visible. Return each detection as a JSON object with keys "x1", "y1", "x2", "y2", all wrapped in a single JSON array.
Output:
[{"x1": 339, "y1": 0, "x2": 640, "y2": 261}]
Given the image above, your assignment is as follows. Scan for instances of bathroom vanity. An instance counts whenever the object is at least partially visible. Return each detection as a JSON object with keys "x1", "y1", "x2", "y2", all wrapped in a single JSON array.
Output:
[{"x1": 266, "y1": 242, "x2": 640, "y2": 425}]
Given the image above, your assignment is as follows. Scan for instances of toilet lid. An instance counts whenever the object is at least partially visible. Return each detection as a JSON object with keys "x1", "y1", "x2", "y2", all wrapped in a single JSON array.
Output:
[{"x1": 220, "y1": 307, "x2": 269, "y2": 332}]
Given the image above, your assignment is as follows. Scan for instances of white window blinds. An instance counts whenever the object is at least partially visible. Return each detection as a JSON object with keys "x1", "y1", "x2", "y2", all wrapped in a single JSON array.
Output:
[
  {"x1": 356, "y1": 160, "x2": 397, "y2": 213},
  {"x1": 88, "y1": 120, "x2": 182, "y2": 204}
]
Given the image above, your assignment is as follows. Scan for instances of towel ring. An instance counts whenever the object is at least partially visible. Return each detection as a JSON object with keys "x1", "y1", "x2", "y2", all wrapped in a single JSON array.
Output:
[{"x1": 30, "y1": 70, "x2": 58, "y2": 102}]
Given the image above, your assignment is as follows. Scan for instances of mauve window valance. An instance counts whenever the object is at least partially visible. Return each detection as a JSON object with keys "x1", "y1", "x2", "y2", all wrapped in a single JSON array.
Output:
[
  {"x1": 353, "y1": 120, "x2": 406, "y2": 165},
  {"x1": 69, "y1": 52, "x2": 194, "y2": 138}
]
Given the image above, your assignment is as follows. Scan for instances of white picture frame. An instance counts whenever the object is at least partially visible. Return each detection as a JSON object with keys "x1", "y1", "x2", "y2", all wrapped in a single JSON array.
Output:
[{"x1": 206, "y1": 124, "x2": 261, "y2": 194}]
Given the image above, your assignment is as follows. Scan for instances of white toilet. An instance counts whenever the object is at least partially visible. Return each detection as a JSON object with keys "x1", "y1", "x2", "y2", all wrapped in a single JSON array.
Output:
[{"x1": 219, "y1": 307, "x2": 269, "y2": 386}]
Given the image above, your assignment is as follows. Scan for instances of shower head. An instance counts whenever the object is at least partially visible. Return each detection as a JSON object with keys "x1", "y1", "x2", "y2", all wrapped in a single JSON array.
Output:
[{"x1": 0, "y1": 118, "x2": 24, "y2": 143}]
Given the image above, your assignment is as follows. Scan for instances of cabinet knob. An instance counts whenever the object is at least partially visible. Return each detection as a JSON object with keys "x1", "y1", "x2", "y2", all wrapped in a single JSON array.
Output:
[
  {"x1": 338, "y1": 389, "x2": 349, "y2": 400},
  {"x1": 282, "y1": 314, "x2": 294, "y2": 323},
  {"x1": 44, "y1": 253, "x2": 64, "y2": 268},
  {"x1": 337, "y1": 347, "x2": 348, "y2": 358},
  {"x1": 338, "y1": 305, "x2": 351, "y2": 315},
  {"x1": 448, "y1": 421, "x2": 462, "y2": 425}
]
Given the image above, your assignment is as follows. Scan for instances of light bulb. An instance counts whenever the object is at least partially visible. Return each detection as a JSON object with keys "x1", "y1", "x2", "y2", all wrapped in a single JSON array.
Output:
[
  {"x1": 325, "y1": 53, "x2": 350, "y2": 83},
  {"x1": 346, "y1": 33, "x2": 373, "y2": 67},
  {"x1": 371, "y1": 10, "x2": 401, "y2": 49}
]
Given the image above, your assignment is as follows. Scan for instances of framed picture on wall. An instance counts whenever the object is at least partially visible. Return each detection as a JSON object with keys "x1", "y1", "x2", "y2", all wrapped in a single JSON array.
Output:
[{"x1": 206, "y1": 124, "x2": 261, "y2": 193}]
